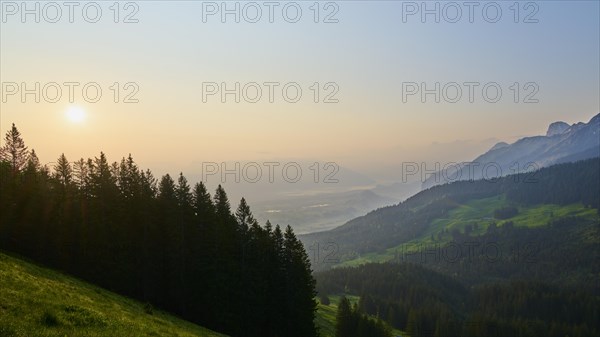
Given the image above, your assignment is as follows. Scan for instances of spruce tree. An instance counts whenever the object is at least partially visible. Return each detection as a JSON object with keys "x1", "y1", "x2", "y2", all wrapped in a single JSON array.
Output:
[
  {"x1": 283, "y1": 225, "x2": 318, "y2": 337},
  {"x1": 53, "y1": 154, "x2": 73, "y2": 187},
  {"x1": 336, "y1": 296, "x2": 354, "y2": 337},
  {"x1": 0, "y1": 123, "x2": 29, "y2": 174},
  {"x1": 235, "y1": 197, "x2": 256, "y2": 235}
]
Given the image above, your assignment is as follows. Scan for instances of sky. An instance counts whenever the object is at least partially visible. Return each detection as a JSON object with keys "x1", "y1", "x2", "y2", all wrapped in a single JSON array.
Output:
[{"x1": 1, "y1": 0, "x2": 599, "y2": 186}]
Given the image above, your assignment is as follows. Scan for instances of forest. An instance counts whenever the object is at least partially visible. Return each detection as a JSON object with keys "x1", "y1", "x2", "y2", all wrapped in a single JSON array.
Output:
[
  {"x1": 0, "y1": 124, "x2": 318, "y2": 337},
  {"x1": 318, "y1": 263, "x2": 600, "y2": 337}
]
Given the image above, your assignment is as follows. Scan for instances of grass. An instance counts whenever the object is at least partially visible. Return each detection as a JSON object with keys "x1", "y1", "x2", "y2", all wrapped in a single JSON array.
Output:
[
  {"x1": 315, "y1": 295, "x2": 360, "y2": 337},
  {"x1": 315, "y1": 295, "x2": 405, "y2": 337},
  {"x1": 0, "y1": 251, "x2": 226, "y2": 337},
  {"x1": 337, "y1": 197, "x2": 600, "y2": 268},
  {"x1": 315, "y1": 296, "x2": 340, "y2": 337}
]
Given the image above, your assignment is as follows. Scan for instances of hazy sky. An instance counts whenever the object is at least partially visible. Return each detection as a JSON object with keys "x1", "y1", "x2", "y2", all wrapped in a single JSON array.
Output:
[{"x1": 1, "y1": 1, "x2": 598, "y2": 183}]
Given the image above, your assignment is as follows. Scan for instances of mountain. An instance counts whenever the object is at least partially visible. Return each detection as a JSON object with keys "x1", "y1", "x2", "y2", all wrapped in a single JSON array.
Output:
[
  {"x1": 370, "y1": 180, "x2": 421, "y2": 201},
  {"x1": 422, "y1": 113, "x2": 600, "y2": 189},
  {"x1": 546, "y1": 121, "x2": 570, "y2": 136},
  {"x1": 0, "y1": 251, "x2": 225, "y2": 337}
]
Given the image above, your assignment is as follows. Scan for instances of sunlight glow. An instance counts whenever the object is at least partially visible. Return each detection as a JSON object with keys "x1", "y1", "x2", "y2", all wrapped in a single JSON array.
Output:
[{"x1": 65, "y1": 106, "x2": 86, "y2": 124}]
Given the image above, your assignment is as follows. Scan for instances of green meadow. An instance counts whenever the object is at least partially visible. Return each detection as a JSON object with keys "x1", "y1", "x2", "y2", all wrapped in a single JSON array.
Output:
[{"x1": 0, "y1": 252, "x2": 225, "y2": 337}]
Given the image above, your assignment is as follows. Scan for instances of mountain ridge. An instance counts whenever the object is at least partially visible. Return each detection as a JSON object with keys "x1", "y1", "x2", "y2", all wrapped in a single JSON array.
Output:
[{"x1": 422, "y1": 113, "x2": 600, "y2": 189}]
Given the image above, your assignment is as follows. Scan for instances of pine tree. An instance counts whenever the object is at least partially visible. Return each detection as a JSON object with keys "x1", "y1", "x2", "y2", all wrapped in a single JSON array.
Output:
[
  {"x1": 72, "y1": 158, "x2": 89, "y2": 194},
  {"x1": 193, "y1": 182, "x2": 214, "y2": 221},
  {"x1": 0, "y1": 123, "x2": 29, "y2": 174},
  {"x1": 25, "y1": 149, "x2": 40, "y2": 173},
  {"x1": 235, "y1": 197, "x2": 256, "y2": 235},
  {"x1": 89, "y1": 152, "x2": 118, "y2": 200},
  {"x1": 336, "y1": 296, "x2": 354, "y2": 337},
  {"x1": 283, "y1": 225, "x2": 318, "y2": 337},
  {"x1": 212, "y1": 184, "x2": 240, "y2": 331},
  {"x1": 156, "y1": 174, "x2": 182, "y2": 310},
  {"x1": 53, "y1": 154, "x2": 73, "y2": 187},
  {"x1": 117, "y1": 154, "x2": 140, "y2": 200},
  {"x1": 175, "y1": 173, "x2": 194, "y2": 315}
]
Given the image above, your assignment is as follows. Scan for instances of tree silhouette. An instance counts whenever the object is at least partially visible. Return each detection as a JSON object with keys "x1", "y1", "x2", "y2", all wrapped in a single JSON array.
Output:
[{"x1": 0, "y1": 123, "x2": 29, "y2": 174}]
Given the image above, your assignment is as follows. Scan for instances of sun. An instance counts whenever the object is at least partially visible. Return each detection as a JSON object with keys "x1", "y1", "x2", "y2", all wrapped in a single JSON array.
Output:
[{"x1": 65, "y1": 106, "x2": 86, "y2": 124}]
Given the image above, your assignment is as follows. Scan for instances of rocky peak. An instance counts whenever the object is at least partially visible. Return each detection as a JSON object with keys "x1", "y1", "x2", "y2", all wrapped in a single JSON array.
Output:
[{"x1": 546, "y1": 121, "x2": 570, "y2": 137}]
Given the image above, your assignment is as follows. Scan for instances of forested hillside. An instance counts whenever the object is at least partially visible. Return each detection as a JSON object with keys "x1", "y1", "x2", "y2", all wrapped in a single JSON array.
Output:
[
  {"x1": 316, "y1": 263, "x2": 600, "y2": 337},
  {"x1": 310, "y1": 156, "x2": 600, "y2": 337},
  {"x1": 302, "y1": 158, "x2": 600, "y2": 269},
  {"x1": 0, "y1": 124, "x2": 317, "y2": 337}
]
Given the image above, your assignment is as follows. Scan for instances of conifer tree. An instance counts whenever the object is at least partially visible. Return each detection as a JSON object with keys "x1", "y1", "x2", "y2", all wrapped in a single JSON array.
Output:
[
  {"x1": 0, "y1": 123, "x2": 29, "y2": 174},
  {"x1": 283, "y1": 225, "x2": 318, "y2": 337},
  {"x1": 54, "y1": 154, "x2": 73, "y2": 187},
  {"x1": 235, "y1": 197, "x2": 256, "y2": 235},
  {"x1": 336, "y1": 296, "x2": 354, "y2": 337}
]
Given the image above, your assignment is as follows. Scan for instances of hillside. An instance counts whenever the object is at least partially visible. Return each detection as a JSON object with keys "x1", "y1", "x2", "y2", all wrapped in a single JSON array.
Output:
[
  {"x1": 301, "y1": 158, "x2": 600, "y2": 273},
  {"x1": 0, "y1": 252, "x2": 226, "y2": 337},
  {"x1": 315, "y1": 263, "x2": 600, "y2": 337},
  {"x1": 0, "y1": 124, "x2": 319, "y2": 337}
]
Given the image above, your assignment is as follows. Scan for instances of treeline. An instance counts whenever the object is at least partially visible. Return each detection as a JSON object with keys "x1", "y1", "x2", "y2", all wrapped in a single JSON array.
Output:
[
  {"x1": 467, "y1": 281, "x2": 599, "y2": 337},
  {"x1": 318, "y1": 263, "x2": 467, "y2": 337},
  {"x1": 335, "y1": 296, "x2": 392, "y2": 337},
  {"x1": 397, "y1": 215, "x2": 600, "y2": 289},
  {"x1": 0, "y1": 124, "x2": 317, "y2": 337},
  {"x1": 317, "y1": 263, "x2": 600, "y2": 337}
]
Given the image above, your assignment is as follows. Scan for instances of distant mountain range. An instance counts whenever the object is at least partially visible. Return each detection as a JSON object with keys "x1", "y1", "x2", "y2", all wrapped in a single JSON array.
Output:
[{"x1": 422, "y1": 113, "x2": 600, "y2": 189}]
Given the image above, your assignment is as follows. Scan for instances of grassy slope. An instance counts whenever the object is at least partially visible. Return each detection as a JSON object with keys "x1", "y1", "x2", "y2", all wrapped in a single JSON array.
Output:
[
  {"x1": 338, "y1": 196, "x2": 599, "y2": 268},
  {"x1": 315, "y1": 295, "x2": 405, "y2": 337},
  {"x1": 0, "y1": 252, "x2": 226, "y2": 337}
]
